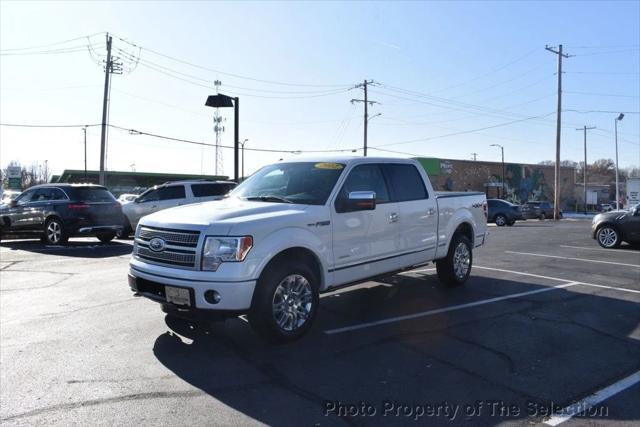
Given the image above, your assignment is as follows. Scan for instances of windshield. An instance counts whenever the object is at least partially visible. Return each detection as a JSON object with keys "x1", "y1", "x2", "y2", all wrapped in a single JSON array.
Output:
[{"x1": 231, "y1": 162, "x2": 345, "y2": 205}]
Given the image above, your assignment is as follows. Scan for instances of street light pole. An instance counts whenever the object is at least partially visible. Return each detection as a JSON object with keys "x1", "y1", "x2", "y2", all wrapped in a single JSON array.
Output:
[
  {"x1": 240, "y1": 139, "x2": 248, "y2": 180},
  {"x1": 83, "y1": 126, "x2": 87, "y2": 180},
  {"x1": 491, "y1": 144, "x2": 505, "y2": 198},
  {"x1": 614, "y1": 113, "x2": 624, "y2": 210}
]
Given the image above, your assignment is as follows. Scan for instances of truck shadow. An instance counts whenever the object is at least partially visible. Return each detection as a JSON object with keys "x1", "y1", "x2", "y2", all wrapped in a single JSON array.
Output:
[
  {"x1": 0, "y1": 239, "x2": 132, "y2": 258},
  {"x1": 152, "y1": 273, "x2": 640, "y2": 426}
]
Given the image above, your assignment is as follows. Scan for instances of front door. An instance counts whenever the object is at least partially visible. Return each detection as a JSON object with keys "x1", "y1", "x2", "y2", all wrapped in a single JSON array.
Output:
[{"x1": 330, "y1": 163, "x2": 401, "y2": 285}]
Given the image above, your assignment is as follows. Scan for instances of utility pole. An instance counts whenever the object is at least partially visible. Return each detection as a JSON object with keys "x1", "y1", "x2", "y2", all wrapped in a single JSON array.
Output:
[
  {"x1": 491, "y1": 144, "x2": 505, "y2": 198},
  {"x1": 614, "y1": 113, "x2": 624, "y2": 209},
  {"x1": 546, "y1": 44, "x2": 572, "y2": 220},
  {"x1": 213, "y1": 80, "x2": 224, "y2": 176},
  {"x1": 240, "y1": 139, "x2": 249, "y2": 180},
  {"x1": 98, "y1": 33, "x2": 122, "y2": 186},
  {"x1": 471, "y1": 153, "x2": 478, "y2": 162},
  {"x1": 83, "y1": 126, "x2": 88, "y2": 180},
  {"x1": 575, "y1": 125, "x2": 595, "y2": 213},
  {"x1": 351, "y1": 80, "x2": 378, "y2": 156}
]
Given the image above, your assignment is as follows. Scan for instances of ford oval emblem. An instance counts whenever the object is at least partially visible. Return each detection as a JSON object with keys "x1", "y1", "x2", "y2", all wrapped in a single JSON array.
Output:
[{"x1": 148, "y1": 237, "x2": 166, "y2": 252}]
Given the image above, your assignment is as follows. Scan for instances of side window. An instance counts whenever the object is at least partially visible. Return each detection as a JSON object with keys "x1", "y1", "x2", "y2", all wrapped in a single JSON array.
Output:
[
  {"x1": 159, "y1": 185, "x2": 186, "y2": 201},
  {"x1": 16, "y1": 189, "x2": 36, "y2": 205},
  {"x1": 51, "y1": 188, "x2": 67, "y2": 200},
  {"x1": 32, "y1": 188, "x2": 53, "y2": 202},
  {"x1": 335, "y1": 164, "x2": 390, "y2": 212},
  {"x1": 137, "y1": 189, "x2": 159, "y2": 203},
  {"x1": 191, "y1": 183, "x2": 231, "y2": 197},
  {"x1": 488, "y1": 200, "x2": 497, "y2": 208},
  {"x1": 382, "y1": 164, "x2": 428, "y2": 202}
]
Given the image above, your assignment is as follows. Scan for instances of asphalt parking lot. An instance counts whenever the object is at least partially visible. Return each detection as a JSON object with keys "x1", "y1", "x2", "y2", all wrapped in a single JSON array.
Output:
[{"x1": 1, "y1": 220, "x2": 639, "y2": 426}]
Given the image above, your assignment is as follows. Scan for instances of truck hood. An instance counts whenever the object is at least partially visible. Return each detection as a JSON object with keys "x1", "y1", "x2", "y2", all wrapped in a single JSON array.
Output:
[{"x1": 139, "y1": 197, "x2": 308, "y2": 233}]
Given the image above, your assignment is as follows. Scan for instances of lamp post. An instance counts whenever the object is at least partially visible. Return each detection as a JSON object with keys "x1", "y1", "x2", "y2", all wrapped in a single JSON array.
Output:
[
  {"x1": 490, "y1": 144, "x2": 505, "y2": 199},
  {"x1": 240, "y1": 139, "x2": 249, "y2": 181},
  {"x1": 614, "y1": 113, "x2": 624, "y2": 210},
  {"x1": 205, "y1": 94, "x2": 240, "y2": 182}
]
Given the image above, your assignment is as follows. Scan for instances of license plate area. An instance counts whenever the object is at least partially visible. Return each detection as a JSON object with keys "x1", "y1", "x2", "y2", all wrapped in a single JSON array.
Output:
[{"x1": 165, "y1": 286, "x2": 192, "y2": 307}]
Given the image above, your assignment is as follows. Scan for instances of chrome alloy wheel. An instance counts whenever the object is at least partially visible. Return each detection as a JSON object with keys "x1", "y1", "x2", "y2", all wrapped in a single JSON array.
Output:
[
  {"x1": 272, "y1": 274, "x2": 313, "y2": 332},
  {"x1": 495, "y1": 215, "x2": 506, "y2": 226},
  {"x1": 598, "y1": 227, "x2": 618, "y2": 248},
  {"x1": 453, "y1": 242, "x2": 471, "y2": 279},
  {"x1": 47, "y1": 221, "x2": 62, "y2": 244}
]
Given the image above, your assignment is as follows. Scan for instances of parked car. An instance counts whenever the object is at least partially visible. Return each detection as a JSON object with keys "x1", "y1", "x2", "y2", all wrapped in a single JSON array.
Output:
[
  {"x1": 118, "y1": 193, "x2": 139, "y2": 204},
  {"x1": 0, "y1": 184, "x2": 124, "y2": 244},
  {"x1": 591, "y1": 203, "x2": 640, "y2": 248},
  {"x1": 1, "y1": 190, "x2": 21, "y2": 205},
  {"x1": 599, "y1": 203, "x2": 614, "y2": 212},
  {"x1": 120, "y1": 180, "x2": 237, "y2": 237},
  {"x1": 521, "y1": 201, "x2": 562, "y2": 220},
  {"x1": 487, "y1": 199, "x2": 523, "y2": 226},
  {"x1": 128, "y1": 158, "x2": 488, "y2": 342}
]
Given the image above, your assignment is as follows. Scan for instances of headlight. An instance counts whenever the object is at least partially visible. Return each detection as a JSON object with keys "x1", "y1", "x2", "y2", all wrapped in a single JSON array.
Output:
[{"x1": 201, "y1": 236, "x2": 253, "y2": 271}]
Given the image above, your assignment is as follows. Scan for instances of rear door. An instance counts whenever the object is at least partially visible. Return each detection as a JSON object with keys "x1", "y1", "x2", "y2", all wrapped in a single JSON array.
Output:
[
  {"x1": 331, "y1": 163, "x2": 401, "y2": 285},
  {"x1": 156, "y1": 185, "x2": 187, "y2": 210},
  {"x1": 382, "y1": 163, "x2": 437, "y2": 263}
]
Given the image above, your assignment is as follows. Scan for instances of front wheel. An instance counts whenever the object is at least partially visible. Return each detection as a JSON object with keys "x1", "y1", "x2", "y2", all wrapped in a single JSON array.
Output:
[
  {"x1": 495, "y1": 214, "x2": 507, "y2": 226},
  {"x1": 43, "y1": 218, "x2": 67, "y2": 245},
  {"x1": 248, "y1": 260, "x2": 319, "y2": 343},
  {"x1": 436, "y1": 234, "x2": 473, "y2": 286},
  {"x1": 539, "y1": 213, "x2": 546, "y2": 220},
  {"x1": 596, "y1": 225, "x2": 621, "y2": 249}
]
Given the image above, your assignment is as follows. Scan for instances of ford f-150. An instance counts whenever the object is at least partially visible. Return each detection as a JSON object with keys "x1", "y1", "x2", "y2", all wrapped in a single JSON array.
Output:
[{"x1": 128, "y1": 157, "x2": 488, "y2": 342}]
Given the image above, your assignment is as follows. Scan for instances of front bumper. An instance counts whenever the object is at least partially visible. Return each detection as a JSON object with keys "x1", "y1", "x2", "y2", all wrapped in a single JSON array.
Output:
[{"x1": 128, "y1": 266, "x2": 257, "y2": 313}]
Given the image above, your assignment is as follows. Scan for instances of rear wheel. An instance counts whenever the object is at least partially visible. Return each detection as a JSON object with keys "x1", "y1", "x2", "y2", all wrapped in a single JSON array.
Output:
[
  {"x1": 539, "y1": 213, "x2": 546, "y2": 220},
  {"x1": 436, "y1": 234, "x2": 473, "y2": 286},
  {"x1": 596, "y1": 225, "x2": 621, "y2": 249},
  {"x1": 248, "y1": 260, "x2": 319, "y2": 343},
  {"x1": 43, "y1": 218, "x2": 67, "y2": 245},
  {"x1": 97, "y1": 232, "x2": 116, "y2": 243},
  {"x1": 494, "y1": 214, "x2": 507, "y2": 226}
]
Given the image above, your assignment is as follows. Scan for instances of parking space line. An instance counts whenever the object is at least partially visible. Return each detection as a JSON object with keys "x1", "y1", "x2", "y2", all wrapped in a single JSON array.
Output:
[
  {"x1": 561, "y1": 244, "x2": 638, "y2": 253},
  {"x1": 544, "y1": 370, "x2": 640, "y2": 426},
  {"x1": 323, "y1": 282, "x2": 579, "y2": 335},
  {"x1": 475, "y1": 265, "x2": 640, "y2": 295},
  {"x1": 505, "y1": 251, "x2": 640, "y2": 268}
]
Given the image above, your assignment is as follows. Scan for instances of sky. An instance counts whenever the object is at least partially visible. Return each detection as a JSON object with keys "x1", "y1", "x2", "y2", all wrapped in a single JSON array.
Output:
[{"x1": 1, "y1": 0, "x2": 639, "y2": 179}]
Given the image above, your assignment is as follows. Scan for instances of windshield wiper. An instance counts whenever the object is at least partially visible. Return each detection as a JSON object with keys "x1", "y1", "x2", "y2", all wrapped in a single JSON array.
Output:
[{"x1": 245, "y1": 195, "x2": 293, "y2": 204}]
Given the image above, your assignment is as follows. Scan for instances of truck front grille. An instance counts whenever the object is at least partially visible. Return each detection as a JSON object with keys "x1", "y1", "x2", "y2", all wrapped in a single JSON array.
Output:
[{"x1": 135, "y1": 226, "x2": 201, "y2": 269}]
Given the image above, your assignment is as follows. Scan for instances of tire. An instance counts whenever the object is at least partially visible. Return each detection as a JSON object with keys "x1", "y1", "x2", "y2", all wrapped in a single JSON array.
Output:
[
  {"x1": 97, "y1": 232, "x2": 116, "y2": 243},
  {"x1": 596, "y1": 225, "x2": 621, "y2": 249},
  {"x1": 539, "y1": 213, "x2": 546, "y2": 220},
  {"x1": 43, "y1": 217, "x2": 67, "y2": 245},
  {"x1": 436, "y1": 234, "x2": 473, "y2": 287},
  {"x1": 507, "y1": 219, "x2": 516, "y2": 226},
  {"x1": 248, "y1": 259, "x2": 319, "y2": 343},
  {"x1": 494, "y1": 214, "x2": 507, "y2": 226}
]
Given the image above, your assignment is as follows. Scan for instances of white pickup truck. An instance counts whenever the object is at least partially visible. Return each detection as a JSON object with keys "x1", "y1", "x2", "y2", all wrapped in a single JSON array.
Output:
[{"x1": 128, "y1": 157, "x2": 488, "y2": 342}]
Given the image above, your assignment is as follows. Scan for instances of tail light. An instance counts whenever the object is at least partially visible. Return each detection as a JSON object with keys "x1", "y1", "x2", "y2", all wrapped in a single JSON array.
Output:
[
  {"x1": 483, "y1": 202, "x2": 488, "y2": 221},
  {"x1": 67, "y1": 203, "x2": 90, "y2": 210}
]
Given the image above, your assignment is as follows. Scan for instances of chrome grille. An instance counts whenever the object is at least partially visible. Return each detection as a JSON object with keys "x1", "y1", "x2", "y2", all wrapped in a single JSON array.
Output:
[
  {"x1": 139, "y1": 227, "x2": 199, "y2": 246},
  {"x1": 136, "y1": 226, "x2": 201, "y2": 269}
]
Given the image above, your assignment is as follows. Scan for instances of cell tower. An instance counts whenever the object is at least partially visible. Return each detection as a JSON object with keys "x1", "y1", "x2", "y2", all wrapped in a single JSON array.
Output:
[{"x1": 213, "y1": 80, "x2": 225, "y2": 176}]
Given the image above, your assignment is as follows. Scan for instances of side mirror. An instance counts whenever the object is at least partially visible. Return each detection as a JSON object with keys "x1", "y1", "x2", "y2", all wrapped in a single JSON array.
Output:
[
  {"x1": 9, "y1": 200, "x2": 17, "y2": 208},
  {"x1": 633, "y1": 207, "x2": 640, "y2": 216},
  {"x1": 347, "y1": 191, "x2": 376, "y2": 211}
]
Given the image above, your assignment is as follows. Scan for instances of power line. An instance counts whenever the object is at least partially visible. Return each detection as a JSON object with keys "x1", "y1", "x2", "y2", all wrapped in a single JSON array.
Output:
[
  {"x1": 0, "y1": 46, "x2": 91, "y2": 56},
  {"x1": 0, "y1": 123, "x2": 101, "y2": 128},
  {"x1": 564, "y1": 90, "x2": 640, "y2": 98},
  {"x1": 0, "y1": 33, "x2": 104, "y2": 52},
  {"x1": 112, "y1": 33, "x2": 352, "y2": 88},
  {"x1": 564, "y1": 109, "x2": 640, "y2": 114}
]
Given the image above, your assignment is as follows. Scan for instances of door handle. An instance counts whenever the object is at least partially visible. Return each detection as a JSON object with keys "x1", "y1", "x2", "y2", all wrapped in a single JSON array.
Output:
[
  {"x1": 426, "y1": 208, "x2": 436, "y2": 216},
  {"x1": 389, "y1": 212, "x2": 399, "y2": 223}
]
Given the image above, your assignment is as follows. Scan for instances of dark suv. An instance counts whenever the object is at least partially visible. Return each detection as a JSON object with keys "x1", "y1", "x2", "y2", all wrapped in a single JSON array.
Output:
[
  {"x1": 522, "y1": 201, "x2": 559, "y2": 220},
  {"x1": 0, "y1": 184, "x2": 124, "y2": 245},
  {"x1": 487, "y1": 199, "x2": 524, "y2": 226}
]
